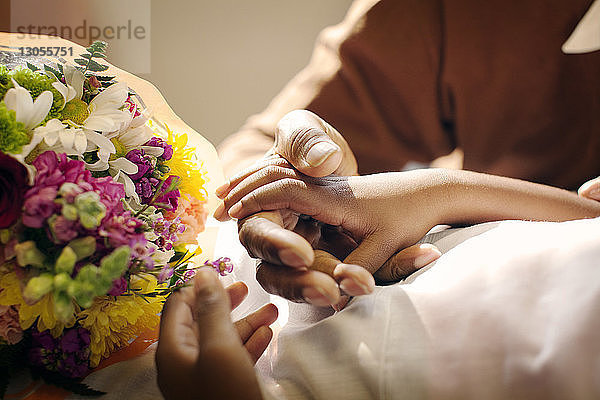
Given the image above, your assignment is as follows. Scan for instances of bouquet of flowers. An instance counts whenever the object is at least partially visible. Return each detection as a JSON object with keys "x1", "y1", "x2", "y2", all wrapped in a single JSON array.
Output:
[{"x1": 0, "y1": 41, "x2": 231, "y2": 395}]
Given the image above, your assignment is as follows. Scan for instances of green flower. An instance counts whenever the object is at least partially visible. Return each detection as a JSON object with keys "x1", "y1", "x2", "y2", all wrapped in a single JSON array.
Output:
[
  {"x1": 74, "y1": 191, "x2": 107, "y2": 229},
  {"x1": 0, "y1": 102, "x2": 30, "y2": 154}
]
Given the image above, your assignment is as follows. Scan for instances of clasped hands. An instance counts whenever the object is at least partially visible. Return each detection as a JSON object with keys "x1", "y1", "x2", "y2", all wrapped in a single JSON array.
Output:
[{"x1": 213, "y1": 110, "x2": 442, "y2": 310}]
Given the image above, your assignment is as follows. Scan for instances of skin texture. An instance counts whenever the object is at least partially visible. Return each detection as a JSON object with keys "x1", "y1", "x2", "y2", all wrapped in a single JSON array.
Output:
[
  {"x1": 156, "y1": 269, "x2": 277, "y2": 400},
  {"x1": 219, "y1": 167, "x2": 600, "y2": 275},
  {"x1": 215, "y1": 111, "x2": 442, "y2": 309}
]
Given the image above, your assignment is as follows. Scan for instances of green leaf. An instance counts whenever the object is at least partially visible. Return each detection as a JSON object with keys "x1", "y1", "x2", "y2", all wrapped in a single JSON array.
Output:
[
  {"x1": 80, "y1": 53, "x2": 92, "y2": 60},
  {"x1": 95, "y1": 75, "x2": 115, "y2": 81},
  {"x1": 26, "y1": 62, "x2": 40, "y2": 71},
  {"x1": 44, "y1": 64, "x2": 63, "y2": 80},
  {"x1": 74, "y1": 58, "x2": 88, "y2": 67},
  {"x1": 86, "y1": 60, "x2": 109, "y2": 72}
]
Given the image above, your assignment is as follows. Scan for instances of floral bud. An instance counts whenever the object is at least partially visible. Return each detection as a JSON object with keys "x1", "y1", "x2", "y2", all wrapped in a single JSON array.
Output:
[
  {"x1": 74, "y1": 192, "x2": 106, "y2": 229},
  {"x1": 100, "y1": 246, "x2": 131, "y2": 279},
  {"x1": 14, "y1": 241, "x2": 46, "y2": 268},
  {"x1": 76, "y1": 264, "x2": 98, "y2": 283},
  {"x1": 53, "y1": 273, "x2": 72, "y2": 292},
  {"x1": 0, "y1": 229, "x2": 11, "y2": 244},
  {"x1": 62, "y1": 204, "x2": 78, "y2": 221},
  {"x1": 67, "y1": 236, "x2": 96, "y2": 261},
  {"x1": 58, "y1": 182, "x2": 83, "y2": 203},
  {"x1": 23, "y1": 273, "x2": 54, "y2": 302},
  {"x1": 55, "y1": 246, "x2": 77, "y2": 274},
  {"x1": 53, "y1": 291, "x2": 74, "y2": 323}
]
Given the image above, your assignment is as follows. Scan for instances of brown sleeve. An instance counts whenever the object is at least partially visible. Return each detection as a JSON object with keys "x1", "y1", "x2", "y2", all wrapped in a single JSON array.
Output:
[{"x1": 218, "y1": 0, "x2": 452, "y2": 177}]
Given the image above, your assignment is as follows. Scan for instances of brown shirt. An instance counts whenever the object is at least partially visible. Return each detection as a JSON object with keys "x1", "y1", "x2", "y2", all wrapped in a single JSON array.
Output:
[{"x1": 218, "y1": 0, "x2": 600, "y2": 190}]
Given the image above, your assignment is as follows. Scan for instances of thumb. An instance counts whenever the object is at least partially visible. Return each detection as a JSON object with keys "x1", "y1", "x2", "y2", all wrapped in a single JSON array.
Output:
[
  {"x1": 578, "y1": 177, "x2": 600, "y2": 202},
  {"x1": 275, "y1": 110, "x2": 357, "y2": 177},
  {"x1": 191, "y1": 268, "x2": 240, "y2": 345},
  {"x1": 342, "y1": 231, "x2": 396, "y2": 274},
  {"x1": 374, "y1": 243, "x2": 441, "y2": 283}
]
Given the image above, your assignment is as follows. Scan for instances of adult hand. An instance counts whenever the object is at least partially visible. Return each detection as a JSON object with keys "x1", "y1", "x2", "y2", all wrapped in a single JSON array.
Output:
[
  {"x1": 214, "y1": 110, "x2": 440, "y2": 308},
  {"x1": 221, "y1": 168, "x2": 445, "y2": 281},
  {"x1": 156, "y1": 268, "x2": 278, "y2": 400},
  {"x1": 578, "y1": 177, "x2": 600, "y2": 201}
]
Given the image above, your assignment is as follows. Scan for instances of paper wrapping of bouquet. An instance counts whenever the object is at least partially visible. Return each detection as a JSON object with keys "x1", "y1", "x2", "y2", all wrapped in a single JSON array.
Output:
[{"x1": 1, "y1": 32, "x2": 224, "y2": 399}]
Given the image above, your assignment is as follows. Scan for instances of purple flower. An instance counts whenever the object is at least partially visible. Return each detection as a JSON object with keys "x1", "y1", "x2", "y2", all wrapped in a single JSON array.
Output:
[
  {"x1": 145, "y1": 137, "x2": 173, "y2": 160},
  {"x1": 157, "y1": 266, "x2": 174, "y2": 283},
  {"x1": 205, "y1": 257, "x2": 233, "y2": 276},
  {"x1": 155, "y1": 176, "x2": 180, "y2": 211},
  {"x1": 135, "y1": 177, "x2": 154, "y2": 203},
  {"x1": 22, "y1": 186, "x2": 58, "y2": 228},
  {"x1": 98, "y1": 212, "x2": 146, "y2": 249},
  {"x1": 126, "y1": 149, "x2": 153, "y2": 180},
  {"x1": 91, "y1": 176, "x2": 126, "y2": 213},
  {"x1": 108, "y1": 277, "x2": 127, "y2": 296},
  {"x1": 49, "y1": 215, "x2": 79, "y2": 242},
  {"x1": 29, "y1": 327, "x2": 92, "y2": 378}
]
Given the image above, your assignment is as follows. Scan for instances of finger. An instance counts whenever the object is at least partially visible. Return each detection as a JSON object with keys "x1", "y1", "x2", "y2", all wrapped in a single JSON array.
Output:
[
  {"x1": 275, "y1": 110, "x2": 357, "y2": 177},
  {"x1": 578, "y1": 177, "x2": 600, "y2": 201},
  {"x1": 226, "y1": 281, "x2": 249, "y2": 311},
  {"x1": 238, "y1": 212, "x2": 314, "y2": 268},
  {"x1": 374, "y1": 243, "x2": 442, "y2": 283},
  {"x1": 256, "y1": 260, "x2": 340, "y2": 306},
  {"x1": 244, "y1": 326, "x2": 273, "y2": 364},
  {"x1": 234, "y1": 303, "x2": 278, "y2": 343},
  {"x1": 312, "y1": 250, "x2": 374, "y2": 297},
  {"x1": 215, "y1": 165, "x2": 302, "y2": 222},
  {"x1": 227, "y1": 179, "x2": 343, "y2": 227},
  {"x1": 215, "y1": 154, "x2": 291, "y2": 200},
  {"x1": 190, "y1": 269, "x2": 239, "y2": 345},
  {"x1": 343, "y1": 231, "x2": 397, "y2": 274},
  {"x1": 158, "y1": 268, "x2": 236, "y2": 366}
]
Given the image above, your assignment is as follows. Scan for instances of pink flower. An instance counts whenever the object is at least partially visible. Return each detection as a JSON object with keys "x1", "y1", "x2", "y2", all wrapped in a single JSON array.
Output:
[
  {"x1": 165, "y1": 196, "x2": 208, "y2": 245},
  {"x1": 22, "y1": 186, "x2": 58, "y2": 228},
  {"x1": 0, "y1": 305, "x2": 23, "y2": 345}
]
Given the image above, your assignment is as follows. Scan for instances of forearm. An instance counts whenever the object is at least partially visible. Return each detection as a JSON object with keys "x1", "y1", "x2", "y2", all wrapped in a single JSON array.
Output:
[{"x1": 431, "y1": 169, "x2": 600, "y2": 225}]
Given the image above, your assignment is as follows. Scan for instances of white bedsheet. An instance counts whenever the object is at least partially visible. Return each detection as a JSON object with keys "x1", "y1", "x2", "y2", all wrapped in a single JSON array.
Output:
[{"x1": 213, "y1": 218, "x2": 600, "y2": 400}]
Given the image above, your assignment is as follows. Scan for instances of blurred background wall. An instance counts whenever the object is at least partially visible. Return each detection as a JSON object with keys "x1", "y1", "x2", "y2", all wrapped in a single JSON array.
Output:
[
  {"x1": 3, "y1": 0, "x2": 354, "y2": 146},
  {"x1": 145, "y1": 0, "x2": 353, "y2": 146}
]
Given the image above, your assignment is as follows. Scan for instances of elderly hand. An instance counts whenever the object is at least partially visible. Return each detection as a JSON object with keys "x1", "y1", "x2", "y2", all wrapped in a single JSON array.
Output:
[
  {"x1": 215, "y1": 110, "x2": 440, "y2": 308},
  {"x1": 156, "y1": 269, "x2": 277, "y2": 400}
]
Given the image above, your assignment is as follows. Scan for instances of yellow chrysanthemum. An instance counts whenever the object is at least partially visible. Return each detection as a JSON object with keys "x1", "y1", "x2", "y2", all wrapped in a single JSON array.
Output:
[
  {"x1": 77, "y1": 274, "x2": 167, "y2": 367},
  {"x1": 164, "y1": 128, "x2": 208, "y2": 202},
  {"x1": 0, "y1": 272, "x2": 75, "y2": 337}
]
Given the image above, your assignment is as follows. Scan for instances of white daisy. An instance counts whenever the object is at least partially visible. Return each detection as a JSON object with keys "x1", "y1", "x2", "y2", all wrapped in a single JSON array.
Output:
[{"x1": 3, "y1": 79, "x2": 52, "y2": 131}]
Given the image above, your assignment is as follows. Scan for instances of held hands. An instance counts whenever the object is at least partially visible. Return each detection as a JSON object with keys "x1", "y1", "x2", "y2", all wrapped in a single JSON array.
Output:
[
  {"x1": 215, "y1": 111, "x2": 440, "y2": 309},
  {"x1": 218, "y1": 165, "x2": 444, "y2": 281},
  {"x1": 156, "y1": 269, "x2": 277, "y2": 400}
]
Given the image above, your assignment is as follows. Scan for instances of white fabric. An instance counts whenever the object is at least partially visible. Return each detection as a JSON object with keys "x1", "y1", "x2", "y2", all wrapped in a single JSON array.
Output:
[
  {"x1": 215, "y1": 218, "x2": 600, "y2": 399},
  {"x1": 65, "y1": 217, "x2": 600, "y2": 399}
]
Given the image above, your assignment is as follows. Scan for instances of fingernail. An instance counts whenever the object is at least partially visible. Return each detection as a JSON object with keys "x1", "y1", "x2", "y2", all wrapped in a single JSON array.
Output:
[
  {"x1": 413, "y1": 245, "x2": 442, "y2": 269},
  {"x1": 215, "y1": 182, "x2": 230, "y2": 198},
  {"x1": 305, "y1": 142, "x2": 339, "y2": 167},
  {"x1": 278, "y1": 248, "x2": 309, "y2": 268},
  {"x1": 213, "y1": 203, "x2": 226, "y2": 220},
  {"x1": 302, "y1": 286, "x2": 333, "y2": 307},
  {"x1": 332, "y1": 296, "x2": 350, "y2": 312},
  {"x1": 228, "y1": 202, "x2": 242, "y2": 218}
]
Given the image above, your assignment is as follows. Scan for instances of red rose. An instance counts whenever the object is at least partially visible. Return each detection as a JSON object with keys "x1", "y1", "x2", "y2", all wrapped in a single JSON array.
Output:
[{"x1": 0, "y1": 152, "x2": 29, "y2": 228}]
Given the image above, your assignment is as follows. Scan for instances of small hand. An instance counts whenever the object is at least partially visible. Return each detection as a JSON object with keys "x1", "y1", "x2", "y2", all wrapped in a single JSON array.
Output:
[{"x1": 156, "y1": 268, "x2": 278, "y2": 400}]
